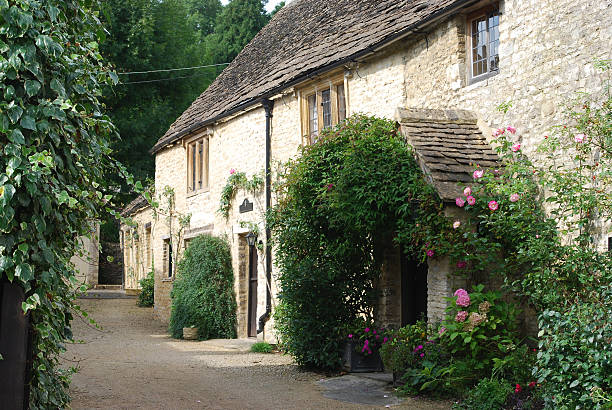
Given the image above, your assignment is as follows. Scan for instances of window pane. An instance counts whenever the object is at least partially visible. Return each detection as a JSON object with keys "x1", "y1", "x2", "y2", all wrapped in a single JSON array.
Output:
[
  {"x1": 321, "y1": 89, "x2": 331, "y2": 129},
  {"x1": 337, "y1": 84, "x2": 346, "y2": 122},
  {"x1": 308, "y1": 94, "x2": 318, "y2": 141},
  {"x1": 197, "y1": 141, "x2": 203, "y2": 190},
  {"x1": 488, "y1": 13, "x2": 500, "y2": 71},
  {"x1": 471, "y1": 16, "x2": 488, "y2": 77},
  {"x1": 191, "y1": 143, "x2": 196, "y2": 191}
]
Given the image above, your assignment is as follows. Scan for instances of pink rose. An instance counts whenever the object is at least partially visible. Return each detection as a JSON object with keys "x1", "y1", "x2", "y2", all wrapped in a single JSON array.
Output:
[
  {"x1": 453, "y1": 221, "x2": 461, "y2": 229},
  {"x1": 510, "y1": 193, "x2": 520, "y2": 202},
  {"x1": 455, "y1": 197, "x2": 465, "y2": 208},
  {"x1": 229, "y1": 168, "x2": 236, "y2": 175},
  {"x1": 492, "y1": 128, "x2": 505, "y2": 137},
  {"x1": 574, "y1": 134, "x2": 586, "y2": 143},
  {"x1": 466, "y1": 195, "x2": 476, "y2": 206},
  {"x1": 473, "y1": 169, "x2": 484, "y2": 179},
  {"x1": 463, "y1": 187, "x2": 472, "y2": 196},
  {"x1": 507, "y1": 126, "x2": 517, "y2": 134},
  {"x1": 454, "y1": 288, "x2": 468, "y2": 298},
  {"x1": 455, "y1": 311, "x2": 468, "y2": 322},
  {"x1": 488, "y1": 200, "x2": 499, "y2": 211},
  {"x1": 426, "y1": 249, "x2": 435, "y2": 258},
  {"x1": 512, "y1": 143, "x2": 521, "y2": 152}
]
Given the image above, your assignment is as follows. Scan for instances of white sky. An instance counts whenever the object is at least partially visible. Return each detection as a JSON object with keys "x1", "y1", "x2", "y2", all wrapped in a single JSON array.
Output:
[{"x1": 220, "y1": 0, "x2": 288, "y2": 13}]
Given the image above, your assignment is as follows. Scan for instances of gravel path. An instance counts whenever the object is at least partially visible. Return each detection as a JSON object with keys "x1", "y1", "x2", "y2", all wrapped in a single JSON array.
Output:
[{"x1": 66, "y1": 298, "x2": 450, "y2": 409}]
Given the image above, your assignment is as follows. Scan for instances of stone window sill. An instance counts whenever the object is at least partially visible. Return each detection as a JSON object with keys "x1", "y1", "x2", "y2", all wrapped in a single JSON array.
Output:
[{"x1": 467, "y1": 70, "x2": 499, "y2": 86}]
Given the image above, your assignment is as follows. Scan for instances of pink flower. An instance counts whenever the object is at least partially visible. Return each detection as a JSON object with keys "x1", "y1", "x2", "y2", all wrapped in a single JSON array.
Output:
[
  {"x1": 515, "y1": 384, "x2": 522, "y2": 393},
  {"x1": 426, "y1": 249, "x2": 434, "y2": 258},
  {"x1": 229, "y1": 168, "x2": 236, "y2": 175},
  {"x1": 326, "y1": 183, "x2": 334, "y2": 191},
  {"x1": 463, "y1": 187, "x2": 472, "y2": 196},
  {"x1": 512, "y1": 143, "x2": 521, "y2": 152},
  {"x1": 456, "y1": 261, "x2": 467, "y2": 269},
  {"x1": 453, "y1": 221, "x2": 461, "y2": 229},
  {"x1": 376, "y1": 335, "x2": 380, "y2": 339},
  {"x1": 383, "y1": 337, "x2": 388, "y2": 343},
  {"x1": 454, "y1": 288, "x2": 468, "y2": 298},
  {"x1": 466, "y1": 195, "x2": 476, "y2": 206},
  {"x1": 574, "y1": 133, "x2": 586, "y2": 143},
  {"x1": 348, "y1": 334, "x2": 353, "y2": 338},
  {"x1": 438, "y1": 327, "x2": 446, "y2": 335},
  {"x1": 536, "y1": 234, "x2": 540, "y2": 239},
  {"x1": 507, "y1": 126, "x2": 517, "y2": 134},
  {"x1": 455, "y1": 311, "x2": 468, "y2": 322},
  {"x1": 420, "y1": 353, "x2": 425, "y2": 357},
  {"x1": 473, "y1": 169, "x2": 484, "y2": 179},
  {"x1": 364, "y1": 327, "x2": 370, "y2": 333},
  {"x1": 373, "y1": 330, "x2": 376, "y2": 334},
  {"x1": 456, "y1": 293, "x2": 471, "y2": 307},
  {"x1": 455, "y1": 197, "x2": 465, "y2": 208},
  {"x1": 488, "y1": 200, "x2": 499, "y2": 211},
  {"x1": 528, "y1": 381, "x2": 536, "y2": 388},
  {"x1": 493, "y1": 128, "x2": 505, "y2": 137},
  {"x1": 417, "y1": 345, "x2": 423, "y2": 350},
  {"x1": 510, "y1": 193, "x2": 520, "y2": 202}
]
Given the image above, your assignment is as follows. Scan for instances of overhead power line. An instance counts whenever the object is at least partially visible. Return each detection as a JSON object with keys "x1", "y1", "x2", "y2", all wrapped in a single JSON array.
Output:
[
  {"x1": 118, "y1": 62, "x2": 230, "y2": 75},
  {"x1": 120, "y1": 72, "x2": 214, "y2": 85}
]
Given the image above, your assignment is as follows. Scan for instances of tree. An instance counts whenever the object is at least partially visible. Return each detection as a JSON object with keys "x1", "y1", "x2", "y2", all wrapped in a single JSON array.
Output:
[
  {"x1": 0, "y1": 0, "x2": 131, "y2": 406},
  {"x1": 206, "y1": 0, "x2": 270, "y2": 64}
]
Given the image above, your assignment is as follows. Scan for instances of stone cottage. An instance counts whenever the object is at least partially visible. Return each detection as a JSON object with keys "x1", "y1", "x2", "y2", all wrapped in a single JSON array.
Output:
[{"x1": 121, "y1": 0, "x2": 612, "y2": 339}]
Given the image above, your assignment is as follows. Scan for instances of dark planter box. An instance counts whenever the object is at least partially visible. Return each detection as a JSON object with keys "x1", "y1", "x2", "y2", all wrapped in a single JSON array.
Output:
[{"x1": 342, "y1": 341, "x2": 384, "y2": 373}]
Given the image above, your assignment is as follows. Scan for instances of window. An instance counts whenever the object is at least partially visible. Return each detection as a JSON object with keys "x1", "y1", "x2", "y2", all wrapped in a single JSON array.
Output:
[
  {"x1": 145, "y1": 225, "x2": 152, "y2": 270},
  {"x1": 163, "y1": 239, "x2": 173, "y2": 278},
  {"x1": 186, "y1": 136, "x2": 209, "y2": 194},
  {"x1": 468, "y1": 6, "x2": 500, "y2": 82},
  {"x1": 300, "y1": 75, "x2": 348, "y2": 145}
]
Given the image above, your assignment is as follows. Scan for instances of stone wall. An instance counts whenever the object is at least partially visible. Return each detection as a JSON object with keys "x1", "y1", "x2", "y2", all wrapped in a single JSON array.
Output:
[
  {"x1": 71, "y1": 223, "x2": 100, "y2": 287},
  {"x1": 145, "y1": 0, "x2": 611, "y2": 335},
  {"x1": 121, "y1": 206, "x2": 155, "y2": 292}
]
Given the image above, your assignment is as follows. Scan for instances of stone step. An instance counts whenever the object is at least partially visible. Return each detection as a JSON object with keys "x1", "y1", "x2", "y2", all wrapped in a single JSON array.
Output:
[{"x1": 94, "y1": 284, "x2": 123, "y2": 290}]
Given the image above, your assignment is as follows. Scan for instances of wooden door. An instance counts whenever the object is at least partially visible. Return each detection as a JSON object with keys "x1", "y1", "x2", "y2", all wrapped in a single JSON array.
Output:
[
  {"x1": 247, "y1": 246, "x2": 258, "y2": 337},
  {"x1": 401, "y1": 254, "x2": 428, "y2": 326}
]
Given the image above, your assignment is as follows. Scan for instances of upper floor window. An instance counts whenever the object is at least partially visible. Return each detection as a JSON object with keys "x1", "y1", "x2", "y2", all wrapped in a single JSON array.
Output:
[
  {"x1": 186, "y1": 136, "x2": 209, "y2": 194},
  {"x1": 468, "y1": 7, "x2": 499, "y2": 83},
  {"x1": 300, "y1": 75, "x2": 348, "y2": 145}
]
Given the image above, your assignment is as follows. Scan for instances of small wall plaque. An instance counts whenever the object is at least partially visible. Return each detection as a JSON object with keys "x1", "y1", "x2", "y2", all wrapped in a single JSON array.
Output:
[{"x1": 239, "y1": 198, "x2": 253, "y2": 213}]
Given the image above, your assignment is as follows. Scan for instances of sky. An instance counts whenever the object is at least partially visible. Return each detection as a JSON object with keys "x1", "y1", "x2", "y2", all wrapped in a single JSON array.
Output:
[{"x1": 220, "y1": 0, "x2": 289, "y2": 13}]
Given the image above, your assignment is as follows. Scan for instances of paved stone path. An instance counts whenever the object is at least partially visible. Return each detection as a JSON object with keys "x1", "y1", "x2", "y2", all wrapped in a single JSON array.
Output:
[{"x1": 67, "y1": 298, "x2": 450, "y2": 409}]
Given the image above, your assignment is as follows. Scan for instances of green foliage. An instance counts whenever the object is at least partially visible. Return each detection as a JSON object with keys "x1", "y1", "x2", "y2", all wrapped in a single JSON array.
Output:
[
  {"x1": 169, "y1": 234, "x2": 237, "y2": 340},
  {"x1": 453, "y1": 378, "x2": 513, "y2": 410},
  {"x1": 380, "y1": 321, "x2": 428, "y2": 374},
  {"x1": 0, "y1": 0, "x2": 131, "y2": 406},
  {"x1": 137, "y1": 270, "x2": 154, "y2": 307},
  {"x1": 251, "y1": 341, "x2": 274, "y2": 353},
  {"x1": 535, "y1": 286, "x2": 612, "y2": 408},
  {"x1": 218, "y1": 169, "x2": 264, "y2": 218},
  {"x1": 270, "y1": 115, "x2": 446, "y2": 370}
]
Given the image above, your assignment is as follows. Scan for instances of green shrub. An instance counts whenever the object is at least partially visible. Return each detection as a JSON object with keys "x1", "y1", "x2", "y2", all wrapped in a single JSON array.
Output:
[
  {"x1": 137, "y1": 271, "x2": 155, "y2": 307},
  {"x1": 453, "y1": 378, "x2": 513, "y2": 410},
  {"x1": 169, "y1": 234, "x2": 237, "y2": 340},
  {"x1": 380, "y1": 321, "x2": 428, "y2": 374},
  {"x1": 251, "y1": 342, "x2": 274, "y2": 353},
  {"x1": 270, "y1": 115, "x2": 447, "y2": 370},
  {"x1": 535, "y1": 285, "x2": 612, "y2": 408}
]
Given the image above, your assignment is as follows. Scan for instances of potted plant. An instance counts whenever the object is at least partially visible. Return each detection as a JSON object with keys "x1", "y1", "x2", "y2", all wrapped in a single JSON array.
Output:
[
  {"x1": 342, "y1": 319, "x2": 387, "y2": 372},
  {"x1": 379, "y1": 320, "x2": 428, "y2": 385},
  {"x1": 182, "y1": 325, "x2": 198, "y2": 340}
]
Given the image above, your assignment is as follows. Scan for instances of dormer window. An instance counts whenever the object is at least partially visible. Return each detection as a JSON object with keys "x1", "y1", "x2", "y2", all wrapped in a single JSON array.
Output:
[
  {"x1": 300, "y1": 74, "x2": 348, "y2": 145},
  {"x1": 468, "y1": 6, "x2": 500, "y2": 83}
]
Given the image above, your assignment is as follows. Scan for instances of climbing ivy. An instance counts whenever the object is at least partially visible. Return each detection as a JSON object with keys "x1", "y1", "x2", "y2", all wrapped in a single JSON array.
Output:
[
  {"x1": 218, "y1": 169, "x2": 264, "y2": 218},
  {"x1": 0, "y1": 1, "x2": 133, "y2": 407}
]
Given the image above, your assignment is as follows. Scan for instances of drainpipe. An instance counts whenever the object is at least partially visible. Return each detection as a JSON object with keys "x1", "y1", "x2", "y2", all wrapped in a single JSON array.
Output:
[{"x1": 258, "y1": 99, "x2": 274, "y2": 334}]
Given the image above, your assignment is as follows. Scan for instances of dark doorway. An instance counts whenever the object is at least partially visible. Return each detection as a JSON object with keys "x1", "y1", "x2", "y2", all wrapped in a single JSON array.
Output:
[
  {"x1": 401, "y1": 254, "x2": 428, "y2": 326},
  {"x1": 247, "y1": 245, "x2": 258, "y2": 337}
]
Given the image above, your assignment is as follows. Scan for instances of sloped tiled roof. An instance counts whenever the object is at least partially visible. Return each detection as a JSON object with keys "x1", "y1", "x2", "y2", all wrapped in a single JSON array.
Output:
[
  {"x1": 396, "y1": 108, "x2": 500, "y2": 201},
  {"x1": 121, "y1": 195, "x2": 150, "y2": 217},
  {"x1": 151, "y1": 0, "x2": 471, "y2": 153}
]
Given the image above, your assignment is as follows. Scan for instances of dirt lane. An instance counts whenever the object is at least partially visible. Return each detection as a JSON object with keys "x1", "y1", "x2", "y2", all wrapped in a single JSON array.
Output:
[{"x1": 67, "y1": 298, "x2": 449, "y2": 410}]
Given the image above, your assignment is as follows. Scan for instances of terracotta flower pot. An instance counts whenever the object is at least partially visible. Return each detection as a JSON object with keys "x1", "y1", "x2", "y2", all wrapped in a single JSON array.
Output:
[{"x1": 182, "y1": 327, "x2": 198, "y2": 340}]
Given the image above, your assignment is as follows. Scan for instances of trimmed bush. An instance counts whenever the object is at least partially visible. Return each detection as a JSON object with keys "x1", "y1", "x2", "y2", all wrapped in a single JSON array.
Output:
[
  {"x1": 169, "y1": 234, "x2": 237, "y2": 340},
  {"x1": 137, "y1": 271, "x2": 155, "y2": 307}
]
